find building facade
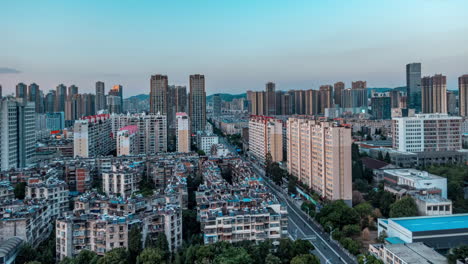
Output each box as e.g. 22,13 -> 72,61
248,116 -> 283,163
287,117 -> 352,204
189,74 -> 206,133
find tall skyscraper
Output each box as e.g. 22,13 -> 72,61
108,85 -> 123,114
189,74 -> 206,133
319,85 -> 333,114
45,90 -> 56,113
28,83 -> 43,113
0,84 -> 2,99
458,75 -> 468,117
287,117 -> 352,205
406,63 -> 422,112
175,86 -> 187,113
55,84 -> 67,112
352,80 -> 367,89
68,85 -> 79,98
390,90 -> 401,108
422,74 -> 447,114
446,91 -> 457,115
249,115 -> 283,163
265,82 -> 276,115
16,83 -> 28,100
176,112 -> 190,153
212,94 -> 222,116
305,89 -> 319,115
0,98 -> 36,170
150,75 -> 168,115
95,81 -> 106,111
247,91 -> 265,115
334,82 -> 344,107
371,97 -> 391,119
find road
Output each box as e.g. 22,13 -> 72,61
219,137 -> 357,264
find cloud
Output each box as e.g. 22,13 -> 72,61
0,67 -> 21,74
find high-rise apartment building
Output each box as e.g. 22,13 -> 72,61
45,90 -> 56,113
0,98 -> 36,170
458,75 -> 468,117
0,84 -> 2,99
212,94 -> 222,116
294,90 -> 306,115
116,125 -> 139,156
150,75 -> 168,115
247,91 -> 265,115
110,113 -> 167,154
446,91 -> 457,115
422,74 -> 447,114
28,83 -> 44,113
390,90 -> 401,108
305,89 -> 319,115
407,63 -> 422,112
176,112 -> 190,153
189,74 -> 206,133
287,117 -> 352,205
68,85 -> 79,98
73,114 -> 114,158
265,82 -> 276,115
352,80 -> 367,89
248,116 -> 283,163
371,97 -> 391,119
319,85 -> 333,114
16,83 -> 28,100
95,81 -> 106,111
108,85 -> 123,114
341,88 -> 368,108
175,86 -> 187,113
334,82 -> 345,107
392,113 -> 461,152
55,84 -> 67,112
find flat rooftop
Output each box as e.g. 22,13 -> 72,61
391,214 -> 468,232
383,168 -> 444,181
385,242 -> 446,264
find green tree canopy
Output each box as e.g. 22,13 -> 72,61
389,196 -> 418,218
448,245 -> 468,264
97,248 -> 128,264
14,182 -> 27,199
136,248 -> 165,264
128,226 -> 143,263
290,254 -> 320,264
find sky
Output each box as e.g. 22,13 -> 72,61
1,0 -> 468,97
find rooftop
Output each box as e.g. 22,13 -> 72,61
385,242 -> 446,264
390,213 -> 468,232
383,168 -> 444,181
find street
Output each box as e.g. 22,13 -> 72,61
219,137 -> 357,264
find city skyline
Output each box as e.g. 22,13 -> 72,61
2,0 -> 468,96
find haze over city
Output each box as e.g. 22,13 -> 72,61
2,0 -> 468,96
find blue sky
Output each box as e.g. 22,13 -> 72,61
1,0 -> 468,96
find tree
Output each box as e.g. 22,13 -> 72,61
182,209 -> 201,242
14,182 -> 27,199
136,248 -> 165,264
389,196 -> 418,218
270,162 -> 285,185
97,248 -> 128,264
448,245 -> 468,264
25,262 -> 42,264
293,239 -> 314,256
155,233 -> 169,260
358,254 -> 384,264
74,250 -> 99,264
290,254 -> 320,264
276,238 -> 295,263
288,174 -> 298,195
384,152 -> 391,163
377,151 -> 384,161
265,152 -> 273,176
301,201 -> 315,217
16,244 -> 39,264
128,226 -> 143,263
315,200 -> 360,231
340,237 -> 361,255
342,224 -> 361,237
197,150 -> 206,156
59,257 -> 75,264
213,247 -> 252,264
265,254 -> 281,264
